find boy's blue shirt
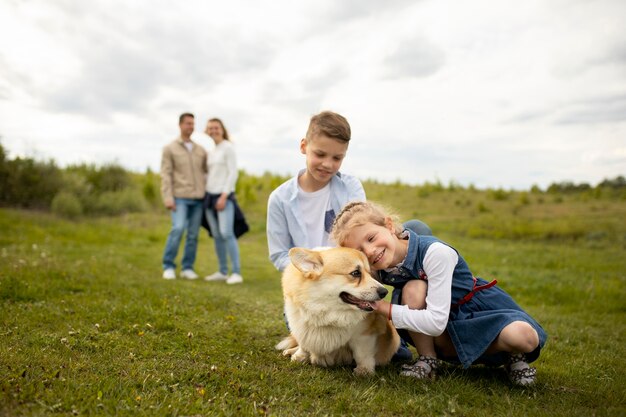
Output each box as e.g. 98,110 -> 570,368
266,169 -> 365,271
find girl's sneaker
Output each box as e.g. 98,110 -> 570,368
507,353 -> 537,386
400,355 -> 439,379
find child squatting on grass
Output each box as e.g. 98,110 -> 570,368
330,201 -> 547,386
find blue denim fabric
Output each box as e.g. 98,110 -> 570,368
381,231 -> 547,368
403,219 -> 433,236
162,198 -> 203,270
206,199 -> 241,275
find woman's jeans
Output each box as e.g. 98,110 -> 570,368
206,199 -> 241,275
162,198 -> 204,271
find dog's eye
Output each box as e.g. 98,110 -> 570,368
350,269 -> 361,278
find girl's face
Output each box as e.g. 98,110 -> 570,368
343,220 -> 406,270
205,121 -> 224,142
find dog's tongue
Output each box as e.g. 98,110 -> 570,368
357,300 -> 374,311
340,292 -> 375,311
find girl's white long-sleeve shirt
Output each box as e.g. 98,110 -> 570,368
206,140 -> 238,194
389,242 -> 458,336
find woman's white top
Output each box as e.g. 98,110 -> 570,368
206,140 -> 238,194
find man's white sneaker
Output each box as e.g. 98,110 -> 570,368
181,269 -> 199,280
204,272 -> 228,281
226,273 -> 243,285
162,268 -> 176,280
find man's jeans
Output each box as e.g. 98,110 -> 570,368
162,198 -> 203,271
206,199 -> 241,275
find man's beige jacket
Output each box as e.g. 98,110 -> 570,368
160,137 -> 208,204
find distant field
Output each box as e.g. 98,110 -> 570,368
1,181 -> 625,416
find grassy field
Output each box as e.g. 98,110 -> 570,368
1,182 -> 625,416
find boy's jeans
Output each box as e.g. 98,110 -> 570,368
162,198 -> 203,271
206,199 -> 241,275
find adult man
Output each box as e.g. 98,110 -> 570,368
160,113 -> 208,279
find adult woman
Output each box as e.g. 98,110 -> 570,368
203,118 -> 243,284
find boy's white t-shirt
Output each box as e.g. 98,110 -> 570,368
297,182 -> 333,248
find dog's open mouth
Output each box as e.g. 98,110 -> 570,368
340,292 -> 375,311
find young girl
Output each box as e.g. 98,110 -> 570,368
330,201 -> 547,386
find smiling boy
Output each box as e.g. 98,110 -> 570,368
266,111 -> 365,271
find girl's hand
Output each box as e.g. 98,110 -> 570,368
373,300 -> 391,319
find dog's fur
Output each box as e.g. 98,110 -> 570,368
275,247 -> 400,375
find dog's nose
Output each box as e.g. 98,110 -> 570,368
377,287 -> 388,299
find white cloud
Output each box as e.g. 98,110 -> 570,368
0,0 -> 624,190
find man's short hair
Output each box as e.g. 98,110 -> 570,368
306,111 -> 351,143
179,112 -> 194,124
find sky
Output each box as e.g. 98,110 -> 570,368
0,0 -> 625,190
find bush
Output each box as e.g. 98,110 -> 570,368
94,189 -> 148,215
487,188 -> 509,201
518,192 -> 530,205
141,168 -> 160,206
51,191 -> 83,218
0,150 -> 63,209
67,163 -> 131,193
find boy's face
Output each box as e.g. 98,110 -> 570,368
300,134 -> 348,186
342,221 -> 402,271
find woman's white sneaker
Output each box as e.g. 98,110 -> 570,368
226,273 -> 243,284
162,268 -> 176,280
204,272 -> 228,281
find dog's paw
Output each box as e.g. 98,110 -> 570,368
281,346 -> 299,357
290,347 -> 310,363
310,353 -> 332,367
353,365 -> 375,377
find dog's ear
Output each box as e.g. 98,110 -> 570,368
289,248 -> 323,277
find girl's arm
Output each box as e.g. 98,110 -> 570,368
384,242 -> 458,337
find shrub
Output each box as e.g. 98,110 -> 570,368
67,163 -> 131,193
518,192 -> 530,205
51,191 -> 83,218
487,188 -> 509,201
94,189 -> 148,215
477,202 -> 489,213
141,168 -> 160,207
0,156 -> 63,209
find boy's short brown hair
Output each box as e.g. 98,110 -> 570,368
305,111 -> 351,143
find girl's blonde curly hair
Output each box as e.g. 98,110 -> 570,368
330,201 -> 404,246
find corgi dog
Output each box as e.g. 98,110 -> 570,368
276,247 -> 400,376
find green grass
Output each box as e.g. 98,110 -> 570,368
1,183 -> 626,416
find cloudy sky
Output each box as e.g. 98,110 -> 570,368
1,0 -> 624,189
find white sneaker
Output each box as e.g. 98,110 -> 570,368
181,269 -> 199,280
204,271 -> 228,281
162,268 -> 176,280
226,273 -> 243,285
